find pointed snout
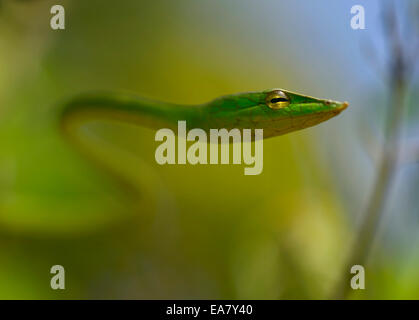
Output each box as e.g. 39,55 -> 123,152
340,101 -> 349,110
324,99 -> 349,114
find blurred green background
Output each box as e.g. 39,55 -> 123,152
0,0 -> 418,299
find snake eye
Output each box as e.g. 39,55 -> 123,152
266,90 -> 290,109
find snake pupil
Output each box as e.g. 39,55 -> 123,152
270,98 -> 288,103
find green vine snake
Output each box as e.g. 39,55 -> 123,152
61,88 -> 348,137
59,89 -> 348,190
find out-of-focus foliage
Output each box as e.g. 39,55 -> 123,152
0,0 -> 417,299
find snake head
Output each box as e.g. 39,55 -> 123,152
204,89 -> 348,138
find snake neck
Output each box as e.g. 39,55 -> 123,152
60,93 -> 205,132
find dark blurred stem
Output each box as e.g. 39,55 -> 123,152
334,79 -> 406,299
